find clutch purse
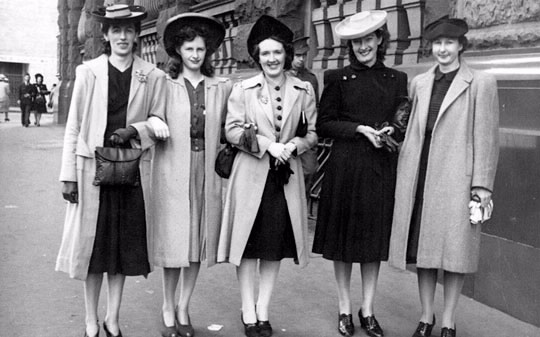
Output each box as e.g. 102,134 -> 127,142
93,146 -> 142,186
215,143 -> 238,179
295,110 -> 308,137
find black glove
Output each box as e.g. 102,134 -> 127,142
109,126 -> 138,146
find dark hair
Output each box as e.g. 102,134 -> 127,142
35,73 -> 43,80
251,36 -> 293,71
167,25 -> 215,79
100,22 -> 141,55
347,27 -> 390,65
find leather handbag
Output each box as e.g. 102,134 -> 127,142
215,143 -> 238,179
295,110 -> 308,137
93,146 -> 142,186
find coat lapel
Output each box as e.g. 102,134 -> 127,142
128,56 -> 151,108
281,74 -> 301,126
86,55 -> 109,111
415,66 -> 436,137
435,62 -> 473,128
257,76 -> 274,126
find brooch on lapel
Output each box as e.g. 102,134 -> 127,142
135,70 -> 147,83
259,95 -> 269,104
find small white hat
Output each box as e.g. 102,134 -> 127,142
335,10 -> 387,40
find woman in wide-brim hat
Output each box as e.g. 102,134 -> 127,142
56,4 -> 168,337
217,14 -> 317,337
312,10 -> 408,337
389,16 -> 499,337
149,12 -> 231,337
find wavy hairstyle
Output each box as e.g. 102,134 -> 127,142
167,25 -> 215,79
100,22 -> 141,55
250,36 -> 294,71
347,27 -> 390,66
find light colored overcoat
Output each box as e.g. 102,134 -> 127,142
56,55 -> 166,280
389,61 -> 499,273
217,73 -> 318,267
150,75 -> 232,268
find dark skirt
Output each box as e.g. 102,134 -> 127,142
88,181 -> 150,276
242,169 -> 297,261
312,140 -> 397,263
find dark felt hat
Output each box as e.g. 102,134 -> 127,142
293,36 -> 309,54
92,4 -> 147,25
163,13 -> 225,58
247,15 -> 293,59
424,15 -> 468,41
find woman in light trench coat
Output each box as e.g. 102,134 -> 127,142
56,5 -> 168,337
217,15 -> 317,337
388,16 -> 499,337
149,13 -> 232,337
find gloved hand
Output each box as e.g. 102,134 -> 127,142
62,181 -> 78,203
109,126 -> 138,146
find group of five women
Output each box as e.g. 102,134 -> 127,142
57,5 -> 499,337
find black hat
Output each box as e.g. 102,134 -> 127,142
247,15 -> 293,59
424,15 -> 468,41
163,13 -> 225,58
92,4 -> 147,25
293,36 -> 309,54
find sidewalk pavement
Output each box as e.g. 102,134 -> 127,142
0,113 -> 538,337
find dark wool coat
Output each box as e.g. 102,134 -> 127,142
388,62 -> 499,273
312,62 -> 408,263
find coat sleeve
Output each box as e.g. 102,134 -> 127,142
471,72 -> 500,192
130,69 -> 167,151
316,69 -> 361,139
226,82 -> 273,158
287,82 -> 318,155
59,65 -> 89,182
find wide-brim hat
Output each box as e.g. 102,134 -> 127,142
424,15 -> 468,41
92,4 -> 147,25
293,36 -> 309,54
247,15 -> 293,59
163,13 -> 226,59
335,10 -> 387,40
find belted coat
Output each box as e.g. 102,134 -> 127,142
150,75 -> 232,268
388,61 -> 499,273
56,54 -> 166,280
217,73 -> 318,267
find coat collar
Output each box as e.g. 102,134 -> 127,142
415,60 -> 473,134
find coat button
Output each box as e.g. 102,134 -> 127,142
275,86 -> 280,91
276,97 -> 282,102
277,106 -> 282,111
277,115 -> 282,121
275,126 -> 281,132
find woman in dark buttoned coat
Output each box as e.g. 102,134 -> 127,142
388,17 -> 499,337
312,10 -> 408,337
32,73 -> 49,126
217,15 -> 317,337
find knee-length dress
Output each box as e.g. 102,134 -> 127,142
312,61 -> 408,263
88,62 -> 150,276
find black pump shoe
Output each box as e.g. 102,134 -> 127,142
174,308 -> 194,337
103,322 -> 123,337
257,320 -> 273,337
440,326 -> 456,337
338,313 -> 354,336
412,315 -> 436,337
358,309 -> 384,337
241,313 -> 260,337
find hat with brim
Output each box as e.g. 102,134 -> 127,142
293,36 -> 309,54
163,13 -> 225,59
92,4 -> 147,25
424,15 -> 468,41
335,10 -> 387,40
247,15 -> 294,59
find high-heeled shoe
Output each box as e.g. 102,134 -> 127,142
103,322 -> 123,337
241,313 -> 260,337
358,309 -> 384,337
338,313 -> 354,336
412,315 -> 435,337
174,307 -> 194,337
257,320 -> 272,337
440,326 -> 456,337
161,312 -> 178,337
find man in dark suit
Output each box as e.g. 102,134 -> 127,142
18,73 -> 36,127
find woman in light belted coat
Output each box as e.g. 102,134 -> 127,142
149,13 -> 232,337
56,5 -> 168,337
388,17 -> 499,337
217,15 -> 317,337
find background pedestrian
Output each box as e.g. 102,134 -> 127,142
18,73 -> 35,127
33,73 -> 50,126
0,74 -> 10,122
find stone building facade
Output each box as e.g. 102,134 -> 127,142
56,0 -> 540,327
